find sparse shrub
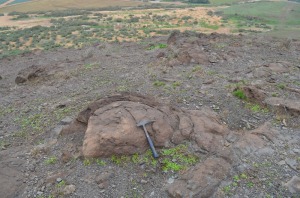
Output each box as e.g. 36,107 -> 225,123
96,159 -> 106,166
233,89 -> 247,100
153,80 -> 166,87
83,158 -> 91,166
276,83 -> 285,89
45,156 -> 57,164
115,18 -> 123,22
147,43 -> 167,50
182,16 -> 192,21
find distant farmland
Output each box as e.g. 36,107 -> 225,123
9,0 -> 32,5
0,0 -> 143,13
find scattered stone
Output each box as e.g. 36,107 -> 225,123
285,176 -> 300,194
59,117 -> 73,125
264,97 -> 300,116
63,184 -> 76,195
278,160 -> 286,166
27,164 -> 35,172
31,139 -> 57,155
15,65 -> 46,84
81,48 -> 94,60
203,79 -> 215,85
293,149 -> 300,153
61,150 -> 72,163
36,191 -> 43,196
140,179 -> 147,184
15,76 -> 27,84
253,66 -> 271,78
167,178 -> 175,184
157,52 -> 165,58
266,62 -> 289,73
234,122 -> 277,157
56,178 -> 62,183
167,157 -> 231,198
95,171 -> 114,189
285,158 -> 298,171
208,55 -> 218,63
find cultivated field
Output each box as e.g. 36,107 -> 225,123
0,0 -> 142,12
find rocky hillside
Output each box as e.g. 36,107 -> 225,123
0,32 -> 299,197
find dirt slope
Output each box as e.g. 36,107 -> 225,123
0,32 -> 300,197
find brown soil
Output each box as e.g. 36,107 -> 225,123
0,15 -> 51,28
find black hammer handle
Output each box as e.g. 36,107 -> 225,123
143,125 -> 159,158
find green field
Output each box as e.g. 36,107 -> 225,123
0,0 -> 142,12
209,0 -> 242,6
220,1 -> 300,38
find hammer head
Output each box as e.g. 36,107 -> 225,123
136,119 -> 154,127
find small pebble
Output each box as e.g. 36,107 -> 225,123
278,160 -> 286,166
140,179 -> 147,184
167,178 -> 174,184
293,148 -> 300,153
36,191 -> 43,195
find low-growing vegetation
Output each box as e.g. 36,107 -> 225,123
233,89 -> 247,100
0,5 -> 225,59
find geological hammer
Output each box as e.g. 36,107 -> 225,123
136,120 -> 159,158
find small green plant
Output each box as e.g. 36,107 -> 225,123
276,83 -> 285,90
233,175 -> 240,182
147,43 -> 167,50
160,144 -> 198,172
246,181 -> 254,188
223,185 -> 231,194
246,103 -> 269,113
192,65 -> 202,72
162,158 -> 183,171
172,81 -> 181,88
250,104 -> 260,112
56,180 -> 66,188
45,156 -> 57,165
83,158 -> 92,166
252,162 -> 259,168
84,63 -> 94,69
111,155 -> 129,165
116,85 -> 129,92
153,80 -> 166,87
96,159 -> 106,166
233,89 -> 247,100
131,153 -> 140,164
240,173 -> 248,179
206,70 -> 217,75
0,140 -> 8,150
143,150 -> 158,168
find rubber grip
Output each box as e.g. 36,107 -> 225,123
143,126 -> 159,158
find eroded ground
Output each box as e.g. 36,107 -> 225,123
0,32 -> 300,197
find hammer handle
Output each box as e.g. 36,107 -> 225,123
143,125 -> 159,158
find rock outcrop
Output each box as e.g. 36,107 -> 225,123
61,93 -> 281,197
